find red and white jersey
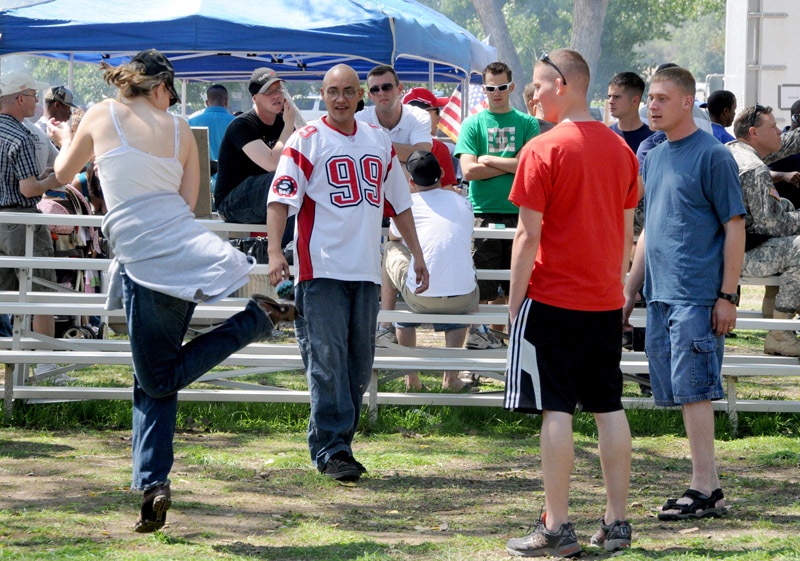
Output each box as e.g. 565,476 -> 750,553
269,117 -> 412,284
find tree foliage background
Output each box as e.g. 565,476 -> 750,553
418,0 -> 726,102
5,0 -> 726,109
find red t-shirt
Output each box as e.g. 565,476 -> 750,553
509,121 -> 639,311
431,138 -> 458,188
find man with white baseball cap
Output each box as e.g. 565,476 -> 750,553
0,71 -> 62,358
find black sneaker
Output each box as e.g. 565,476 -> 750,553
320,451 -> 361,482
589,517 -> 632,552
134,483 -> 171,533
506,516 -> 582,558
349,455 -> 367,474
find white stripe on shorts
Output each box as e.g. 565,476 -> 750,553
504,298 -> 542,411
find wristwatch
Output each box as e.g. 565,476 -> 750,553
718,291 -> 740,306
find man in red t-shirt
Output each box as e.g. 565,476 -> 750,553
503,49 -> 639,558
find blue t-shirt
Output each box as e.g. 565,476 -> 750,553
188,106 -> 235,162
711,122 -> 735,144
641,129 -> 745,305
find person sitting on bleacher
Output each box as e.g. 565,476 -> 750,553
383,150 -> 479,391
728,104 -> 800,356
214,69 -> 295,226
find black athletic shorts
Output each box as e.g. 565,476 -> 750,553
504,299 -> 624,415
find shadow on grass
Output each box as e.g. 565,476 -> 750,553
0,438 -> 74,458
213,540 -> 438,560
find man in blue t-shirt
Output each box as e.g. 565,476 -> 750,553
623,66 -> 745,523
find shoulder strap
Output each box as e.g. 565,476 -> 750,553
108,101 -> 128,146
172,114 -> 180,160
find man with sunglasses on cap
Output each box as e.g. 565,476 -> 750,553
455,61 -> 539,349
0,71 -> 61,358
215,67 -> 296,227
727,104 -> 800,356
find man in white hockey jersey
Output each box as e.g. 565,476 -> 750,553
267,64 -> 429,482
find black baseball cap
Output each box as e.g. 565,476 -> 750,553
130,49 -> 180,106
249,67 -> 283,96
406,150 -> 441,187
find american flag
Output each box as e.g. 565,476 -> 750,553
438,84 -> 489,142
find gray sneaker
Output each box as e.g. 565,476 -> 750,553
506,517 -> 582,558
466,327 -> 503,349
375,326 -> 398,346
590,517 -> 632,552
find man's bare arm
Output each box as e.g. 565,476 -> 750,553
393,141 -> 432,163
460,153 -> 507,181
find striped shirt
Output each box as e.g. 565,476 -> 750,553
0,113 -> 40,208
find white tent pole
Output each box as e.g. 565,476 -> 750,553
181,79 -> 187,117
68,53 -> 74,91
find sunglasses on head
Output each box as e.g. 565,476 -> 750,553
483,82 -> 512,93
539,52 -> 568,85
368,83 -> 395,95
749,104 -> 765,128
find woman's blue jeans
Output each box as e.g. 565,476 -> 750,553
295,278 -> 379,469
122,269 -> 272,490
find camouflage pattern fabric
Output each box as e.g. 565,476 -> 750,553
741,236 -> 800,312
728,128 -> 800,238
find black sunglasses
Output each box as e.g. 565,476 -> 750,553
749,103 -> 765,128
368,83 -> 395,95
539,52 -> 567,86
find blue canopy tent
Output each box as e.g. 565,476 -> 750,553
0,0 -> 496,84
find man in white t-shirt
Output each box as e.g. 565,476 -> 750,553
267,64 -> 429,483
384,150 -> 479,391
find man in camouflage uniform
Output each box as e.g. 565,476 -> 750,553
728,104 -> 800,355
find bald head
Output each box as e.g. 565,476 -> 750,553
321,64 -> 363,131
324,64 -> 360,88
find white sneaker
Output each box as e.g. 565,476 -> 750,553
466,327 -> 503,349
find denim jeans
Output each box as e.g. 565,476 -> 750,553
122,268 -> 273,490
295,278 -> 379,469
217,173 -> 273,224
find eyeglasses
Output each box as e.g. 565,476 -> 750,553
262,87 -> 284,98
18,92 -> 39,100
539,52 -> 568,86
483,82 -> 512,93
749,103 -> 765,128
368,83 -> 395,95
324,87 -> 359,100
